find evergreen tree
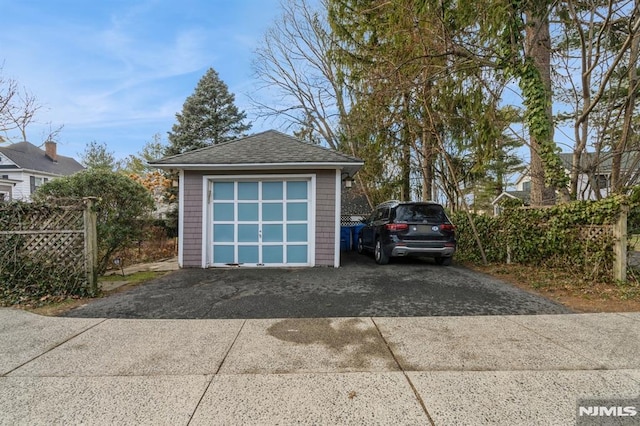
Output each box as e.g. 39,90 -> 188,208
79,141 -> 120,171
165,68 -> 251,156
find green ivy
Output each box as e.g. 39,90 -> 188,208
0,200 -> 96,306
452,195 -> 636,281
497,1 -> 569,191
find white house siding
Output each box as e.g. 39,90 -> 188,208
0,170 -> 56,201
0,184 -> 12,200
181,169 -> 337,268
575,173 -> 609,200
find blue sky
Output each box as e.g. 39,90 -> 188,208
1,0 -> 286,160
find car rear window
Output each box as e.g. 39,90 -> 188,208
395,204 -> 445,223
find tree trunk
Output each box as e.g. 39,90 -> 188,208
420,126 -> 436,201
525,8 -> 556,206
401,93 -> 412,201
612,18 -> 639,191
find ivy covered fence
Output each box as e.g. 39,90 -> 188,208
451,193 -> 639,282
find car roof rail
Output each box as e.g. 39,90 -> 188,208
377,199 -> 443,208
377,200 -> 402,208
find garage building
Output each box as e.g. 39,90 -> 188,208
151,130 -> 363,268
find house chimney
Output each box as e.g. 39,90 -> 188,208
45,141 -> 58,162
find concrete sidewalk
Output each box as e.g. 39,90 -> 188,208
0,309 -> 638,425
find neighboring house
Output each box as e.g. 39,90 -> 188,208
0,141 -> 85,201
150,130 -> 364,268
492,151 -> 639,214
559,152 -> 639,199
491,190 -> 531,216
0,177 -> 21,202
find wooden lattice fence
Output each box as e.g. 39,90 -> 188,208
569,209 -> 627,282
577,225 -> 613,243
0,198 -> 97,302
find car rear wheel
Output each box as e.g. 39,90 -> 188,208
435,256 -> 452,266
357,236 -> 365,254
374,238 -> 389,265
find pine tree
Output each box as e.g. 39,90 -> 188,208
165,68 -> 251,156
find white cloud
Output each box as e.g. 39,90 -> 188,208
2,0 -> 286,157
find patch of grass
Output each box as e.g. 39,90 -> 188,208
530,281 -> 552,289
100,271 -> 164,285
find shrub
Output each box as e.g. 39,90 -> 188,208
35,170 -> 154,274
452,195 -> 634,281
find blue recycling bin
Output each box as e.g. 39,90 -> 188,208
340,226 -> 352,251
352,224 -> 365,250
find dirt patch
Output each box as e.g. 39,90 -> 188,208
19,271 -> 170,316
468,263 -> 640,313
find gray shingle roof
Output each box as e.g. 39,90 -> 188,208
341,187 -> 371,215
558,152 -> 639,172
0,142 -> 84,176
150,130 -> 363,167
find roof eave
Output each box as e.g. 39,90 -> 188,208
491,192 -> 517,205
0,178 -> 22,185
151,161 -> 364,173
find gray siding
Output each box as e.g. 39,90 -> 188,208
182,171 -> 206,267
181,169 -> 337,268
314,170 -> 336,266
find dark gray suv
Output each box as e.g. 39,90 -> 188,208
357,200 -> 456,265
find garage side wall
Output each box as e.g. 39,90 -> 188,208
314,170 -> 336,266
181,169 -> 337,268
183,171 -> 205,267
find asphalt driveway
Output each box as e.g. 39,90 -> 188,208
63,252 -> 570,319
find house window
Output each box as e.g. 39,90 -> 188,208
522,181 -> 531,192
30,176 -> 48,194
594,174 -> 609,190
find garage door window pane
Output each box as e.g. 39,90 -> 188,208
213,224 -> 234,242
238,203 -> 258,221
262,203 -> 283,221
262,224 -> 283,242
213,245 -> 234,264
286,224 -> 307,242
286,202 -> 307,221
238,224 -> 259,242
238,182 -> 259,200
238,246 -> 259,263
213,203 -> 234,221
287,245 -> 307,263
287,181 -> 307,199
263,246 -> 283,263
213,182 -> 234,200
262,182 -> 283,200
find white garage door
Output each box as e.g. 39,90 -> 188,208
208,177 -> 314,267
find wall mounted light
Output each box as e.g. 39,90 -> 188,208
342,173 -> 354,188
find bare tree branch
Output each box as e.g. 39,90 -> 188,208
1,65 -> 43,142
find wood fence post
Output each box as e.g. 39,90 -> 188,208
84,198 -> 98,294
613,205 -> 628,283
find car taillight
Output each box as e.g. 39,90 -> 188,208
385,223 -> 409,231
440,224 -> 455,231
